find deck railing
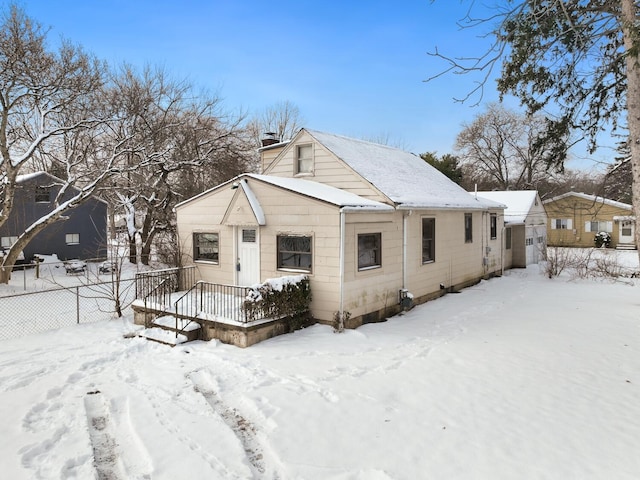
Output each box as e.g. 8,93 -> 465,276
136,268 -> 309,326
136,266 -> 197,310
174,281 -> 253,323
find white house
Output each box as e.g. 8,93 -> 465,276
474,190 -> 547,267
170,129 -> 505,344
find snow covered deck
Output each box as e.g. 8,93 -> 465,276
132,271 -> 313,347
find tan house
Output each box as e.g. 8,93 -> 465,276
173,129 -> 505,339
474,191 -> 547,267
543,192 -> 636,249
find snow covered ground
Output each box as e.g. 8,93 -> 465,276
1,251 -> 639,479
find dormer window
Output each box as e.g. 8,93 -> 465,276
35,186 -> 51,203
296,144 -> 313,174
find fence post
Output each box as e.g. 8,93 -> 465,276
76,286 -> 80,324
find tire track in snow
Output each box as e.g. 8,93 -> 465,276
189,369 -> 282,479
84,391 -> 125,480
18,344 -> 148,479
134,381 -> 242,479
84,391 -> 153,480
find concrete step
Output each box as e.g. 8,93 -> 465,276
138,315 -> 201,346
616,244 -> 637,251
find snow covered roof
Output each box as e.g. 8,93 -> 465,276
175,173 -> 394,211
16,171 -> 58,183
246,174 -> 393,210
474,191 -> 539,224
305,129 -> 498,210
543,192 -> 632,211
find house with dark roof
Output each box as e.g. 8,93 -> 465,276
167,129 -> 504,343
0,171 -> 108,262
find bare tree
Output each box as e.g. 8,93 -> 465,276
455,103 -> 565,190
428,0 -> 640,259
100,65 -> 253,265
0,4 -> 108,283
246,100 -> 305,147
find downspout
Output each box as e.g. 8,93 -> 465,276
501,224 -> 505,275
339,208 -> 346,318
403,211 -> 409,289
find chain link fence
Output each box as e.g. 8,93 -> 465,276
0,278 -> 137,340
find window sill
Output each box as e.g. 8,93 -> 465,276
278,267 -> 312,274
422,260 -> 435,265
294,172 -> 314,178
358,265 -> 381,272
195,259 -> 219,265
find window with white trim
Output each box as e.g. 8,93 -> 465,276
525,237 -> 534,246
1,236 -> 18,248
551,218 -> 572,230
65,233 -> 80,245
464,213 -> 473,243
296,144 -> 313,174
194,232 -> 219,263
422,218 -> 435,263
358,233 -> 381,270
490,213 -> 497,240
585,220 -> 613,233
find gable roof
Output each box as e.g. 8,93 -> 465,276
304,129 -> 498,210
475,191 -> 540,224
247,174 -> 393,210
543,191 -> 632,211
15,170 -> 108,205
175,173 -> 394,211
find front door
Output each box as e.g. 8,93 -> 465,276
237,227 -> 260,286
619,220 -> 635,245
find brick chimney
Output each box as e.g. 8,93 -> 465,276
260,132 -> 279,147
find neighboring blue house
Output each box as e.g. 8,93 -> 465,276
0,171 -> 108,262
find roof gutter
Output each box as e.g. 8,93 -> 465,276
395,204 -> 497,212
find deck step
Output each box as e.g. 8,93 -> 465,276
616,244 -> 637,251
137,327 -> 190,346
138,315 -> 202,346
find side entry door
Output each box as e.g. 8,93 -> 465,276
237,227 -> 260,286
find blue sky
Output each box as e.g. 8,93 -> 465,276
23,0 -> 612,170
